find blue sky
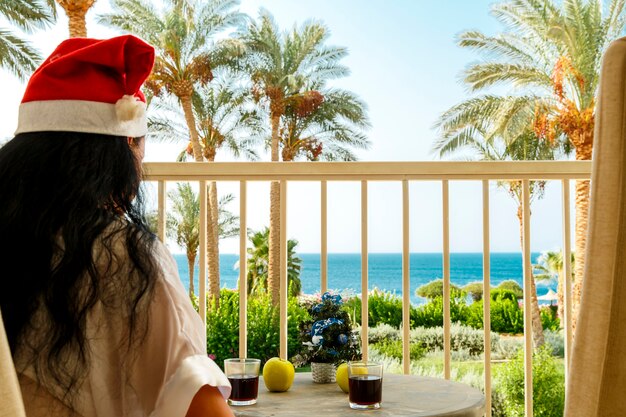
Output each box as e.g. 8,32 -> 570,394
0,1 -> 573,254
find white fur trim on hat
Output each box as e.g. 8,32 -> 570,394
115,94 -> 146,122
15,100 -> 148,137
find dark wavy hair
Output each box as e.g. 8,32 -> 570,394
0,132 -> 158,402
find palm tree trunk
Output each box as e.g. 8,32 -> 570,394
187,251 -> 196,298
207,180 -> 220,306
57,1 -> 93,38
67,9 -> 87,37
572,140 -> 592,331
179,94 -> 204,162
557,271 -> 564,324
267,113 -> 281,304
517,205 -> 544,348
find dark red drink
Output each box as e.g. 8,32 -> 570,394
349,375 -> 383,407
228,374 -> 259,404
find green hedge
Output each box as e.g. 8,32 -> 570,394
344,288 -> 537,335
205,289 -> 309,368
410,323 -> 499,356
371,339 -> 425,361
464,297 -> 524,334
203,286 -> 559,369
342,290 -> 404,328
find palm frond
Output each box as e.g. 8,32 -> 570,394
464,62 -> 553,91
458,30 -> 540,66
0,0 -> 55,32
98,0 -> 164,45
0,29 -> 40,80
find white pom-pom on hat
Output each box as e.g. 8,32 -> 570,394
115,94 -> 146,122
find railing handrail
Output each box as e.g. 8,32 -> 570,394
143,160 -> 592,181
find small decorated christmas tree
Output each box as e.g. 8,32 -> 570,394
296,292 -> 360,365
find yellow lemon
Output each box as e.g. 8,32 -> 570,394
336,363 -> 349,393
262,357 -> 295,392
350,365 -> 369,376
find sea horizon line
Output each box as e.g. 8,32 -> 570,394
172,251 -> 545,256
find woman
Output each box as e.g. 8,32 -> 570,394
0,35 -> 233,417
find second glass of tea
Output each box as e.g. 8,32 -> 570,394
348,361 -> 383,410
224,358 -> 261,406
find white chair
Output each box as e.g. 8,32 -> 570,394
0,311 -> 26,417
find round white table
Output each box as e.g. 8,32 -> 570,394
231,373 -> 485,417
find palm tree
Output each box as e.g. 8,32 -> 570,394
534,250 -> 576,323
246,228 -> 302,297
55,0 -> 94,37
167,183 -> 239,298
240,10 -> 360,303
101,0 -> 245,304
100,0 -> 245,162
279,87 -> 370,162
150,77 -> 262,302
433,0 -> 626,323
167,183 -> 199,298
0,0 -> 56,80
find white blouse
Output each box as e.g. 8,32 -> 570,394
16,235 -> 231,417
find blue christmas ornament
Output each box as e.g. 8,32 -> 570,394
337,333 -> 348,345
311,318 -> 344,338
321,292 -> 343,305
312,335 -> 324,346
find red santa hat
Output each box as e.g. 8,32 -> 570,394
15,35 -> 155,137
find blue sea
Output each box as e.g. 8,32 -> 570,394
172,252 -> 557,305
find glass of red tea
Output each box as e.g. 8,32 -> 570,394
224,358 -> 261,406
348,361 -> 383,410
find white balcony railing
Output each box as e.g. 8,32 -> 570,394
143,160 -> 592,417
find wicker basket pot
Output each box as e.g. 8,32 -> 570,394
311,362 -> 336,384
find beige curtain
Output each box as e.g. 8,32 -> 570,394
0,311 -> 25,417
565,37 -> 626,417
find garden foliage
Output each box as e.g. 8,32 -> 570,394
409,323 -> 499,357
416,279 -> 464,299
496,347 -> 565,417
342,288 -> 551,335
205,289 -> 309,368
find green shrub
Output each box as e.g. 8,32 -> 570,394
205,290 -> 240,366
543,330 -> 564,358
496,280 -> 523,299
341,295 -> 361,324
411,296 -> 469,328
416,279 -> 464,299
368,290 -> 404,327
464,281 -> 484,302
540,305 -> 560,331
463,297 -> 524,334
496,346 -> 565,417
491,289 -> 519,303
490,298 -> 524,334
205,289 -> 309,368
367,323 -> 401,344
463,299 -> 485,329
409,323 -> 499,357
342,291 -> 404,328
371,339 -> 425,361
492,337 -> 523,360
